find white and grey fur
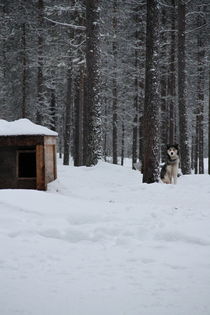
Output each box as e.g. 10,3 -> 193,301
160,144 -> 180,184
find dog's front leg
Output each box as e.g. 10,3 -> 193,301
172,169 -> 178,184
173,176 -> 177,184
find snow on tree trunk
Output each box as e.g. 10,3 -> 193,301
143,0 -> 160,184
177,0 -> 191,175
85,0 -> 102,166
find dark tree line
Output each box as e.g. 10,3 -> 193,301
0,0 -> 209,182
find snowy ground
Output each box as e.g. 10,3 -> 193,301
0,159 -> 210,315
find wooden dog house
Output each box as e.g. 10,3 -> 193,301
0,119 -> 57,190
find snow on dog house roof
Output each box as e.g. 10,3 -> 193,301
0,119 -> 57,136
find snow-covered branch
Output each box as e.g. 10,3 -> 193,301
186,23 -> 207,34
44,17 -> 86,31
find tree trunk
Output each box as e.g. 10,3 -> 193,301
2,3 -> 7,116
83,74 -> 88,165
78,66 -> 85,165
50,89 -> 56,131
177,0 -> 191,174
85,0 -> 102,166
168,0 -> 176,144
63,65 -> 72,165
196,7 -> 206,174
112,89 -> 118,164
103,99 -> 108,162
160,7 -> 168,162
21,22 -> 27,118
191,135 -> 195,171
194,116 -> 199,174
139,115 -> 144,172
74,66 -> 84,166
36,0 -> 44,125
112,0 -> 118,165
160,74 -> 168,162
121,111 -> 125,166
132,10 -> 140,169
132,104 -> 138,169
208,69 -> 210,175
143,0 -> 160,183
74,74 -> 80,166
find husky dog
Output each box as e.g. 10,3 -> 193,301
160,144 -> 180,184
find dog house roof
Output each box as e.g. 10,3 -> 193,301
0,119 -> 57,136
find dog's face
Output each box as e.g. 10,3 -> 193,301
167,144 -> 179,159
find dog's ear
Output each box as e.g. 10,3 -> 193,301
174,144 -> 179,150
166,144 -> 171,150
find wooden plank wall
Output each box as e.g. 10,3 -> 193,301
45,145 -> 56,184
36,145 -> 46,190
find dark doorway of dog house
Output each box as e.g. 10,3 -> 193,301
18,149 -> 36,178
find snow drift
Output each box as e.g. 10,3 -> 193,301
0,160 -> 210,315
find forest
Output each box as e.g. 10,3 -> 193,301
0,0 -> 209,183
1,2 -> 210,313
